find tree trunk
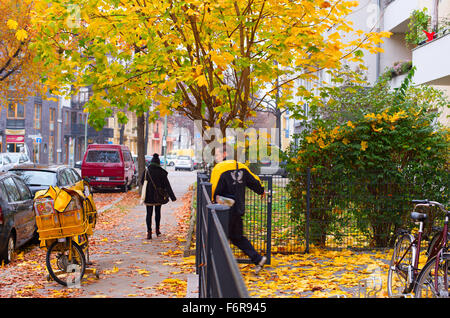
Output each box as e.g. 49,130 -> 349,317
119,123 -> 125,144
144,111 -> 149,155
137,113 -> 146,193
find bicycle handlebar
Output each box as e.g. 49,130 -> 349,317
412,199 -> 448,213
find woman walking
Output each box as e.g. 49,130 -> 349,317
140,153 -> 176,239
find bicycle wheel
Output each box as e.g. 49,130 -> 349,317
427,230 -> 449,258
46,239 -> 86,287
387,233 -> 415,297
414,255 -> 450,298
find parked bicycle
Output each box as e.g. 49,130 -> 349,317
34,181 -> 98,287
413,200 -> 449,298
387,200 -> 448,297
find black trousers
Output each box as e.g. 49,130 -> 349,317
146,205 -> 161,232
228,211 -> 262,265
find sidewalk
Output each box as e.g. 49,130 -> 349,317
74,172 -> 198,298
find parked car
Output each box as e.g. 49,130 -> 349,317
259,160 -> 288,177
175,156 -> 194,171
165,155 -> 176,166
10,165 -> 83,196
145,155 -> 152,166
0,153 -> 15,172
81,144 -> 135,192
132,155 -> 138,186
7,152 -> 33,166
0,172 -> 36,264
193,158 -> 205,170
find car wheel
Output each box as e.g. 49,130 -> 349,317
31,227 -> 40,244
0,233 -> 15,264
121,181 -> 129,193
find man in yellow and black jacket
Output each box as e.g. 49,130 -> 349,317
210,157 -> 267,273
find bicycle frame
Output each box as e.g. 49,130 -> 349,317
394,224 -> 424,290
431,213 -> 449,296
413,200 -> 449,297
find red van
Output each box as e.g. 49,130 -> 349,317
81,144 -> 135,192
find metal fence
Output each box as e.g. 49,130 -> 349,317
197,168 -> 449,257
196,174 -> 249,298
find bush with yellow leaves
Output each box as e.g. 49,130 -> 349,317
284,70 -> 449,248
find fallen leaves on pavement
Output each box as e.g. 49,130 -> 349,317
1,185 -> 417,299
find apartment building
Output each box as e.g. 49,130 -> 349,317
286,0 -> 449,140
108,111 -> 194,157
0,87 -> 113,165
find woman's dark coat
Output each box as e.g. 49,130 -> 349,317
140,164 -> 176,205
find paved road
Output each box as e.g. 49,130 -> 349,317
73,168 -> 197,297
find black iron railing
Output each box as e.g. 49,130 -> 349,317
196,173 -> 249,298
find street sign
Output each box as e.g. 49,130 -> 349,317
36,137 -> 42,143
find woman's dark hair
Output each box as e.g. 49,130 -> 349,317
151,153 -> 160,165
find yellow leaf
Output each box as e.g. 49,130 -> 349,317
7,19 -> 18,30
360,141 -> 368,151
15,29 -> 28,42
137,269 -> 150,275
196,75 -> 208,87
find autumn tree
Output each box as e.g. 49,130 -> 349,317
0,0 -> 43,101
32,0 -> 390,169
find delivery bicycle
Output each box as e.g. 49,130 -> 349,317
34,180 -> 98,287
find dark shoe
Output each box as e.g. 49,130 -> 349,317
147,232 -> 152,240
156,229 -> 161,237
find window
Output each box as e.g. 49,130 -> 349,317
0,182 -> 8,202
13,177 -> 32,201
49,135 -> 54,163
49,108 -> 55,131
1,155 -> 12,165
86,150 -> 120,163
33,142 -> 40,163
2,177 -> 21,202
10,170 -> 57,186
64,169 -> 77,185
7,102 -> 25,119
69,169 -> 81,182
34,103 -> 42,129
58,171 -> 69,187
65,110 -> 69,128
123,151 -> 132,162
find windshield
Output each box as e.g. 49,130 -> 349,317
12,170 -> 57,186
7,153 -> 21,163
86,150 -> 120,163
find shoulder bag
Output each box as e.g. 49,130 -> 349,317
148,173 -> 170,204
140,168 -> 148,205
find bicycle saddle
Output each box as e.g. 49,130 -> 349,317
411,211 -> 427,221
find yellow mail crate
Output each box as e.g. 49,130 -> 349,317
35,193 -> 88,240
36,213 -> 63,239
58,208 -> 88,237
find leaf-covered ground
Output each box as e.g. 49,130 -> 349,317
0,187 -> 415,298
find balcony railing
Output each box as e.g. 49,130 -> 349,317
384,0 -> 420,33
71,123 -> 114,138
6,118 -> 25,129
412,31 -> 450,85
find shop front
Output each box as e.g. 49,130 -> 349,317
5,130 -> 25,152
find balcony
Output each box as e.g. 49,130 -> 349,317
71,123 -> 114,138
6,118 -> 25,129
384,0 -> 421,33
412,32 -> 450,85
